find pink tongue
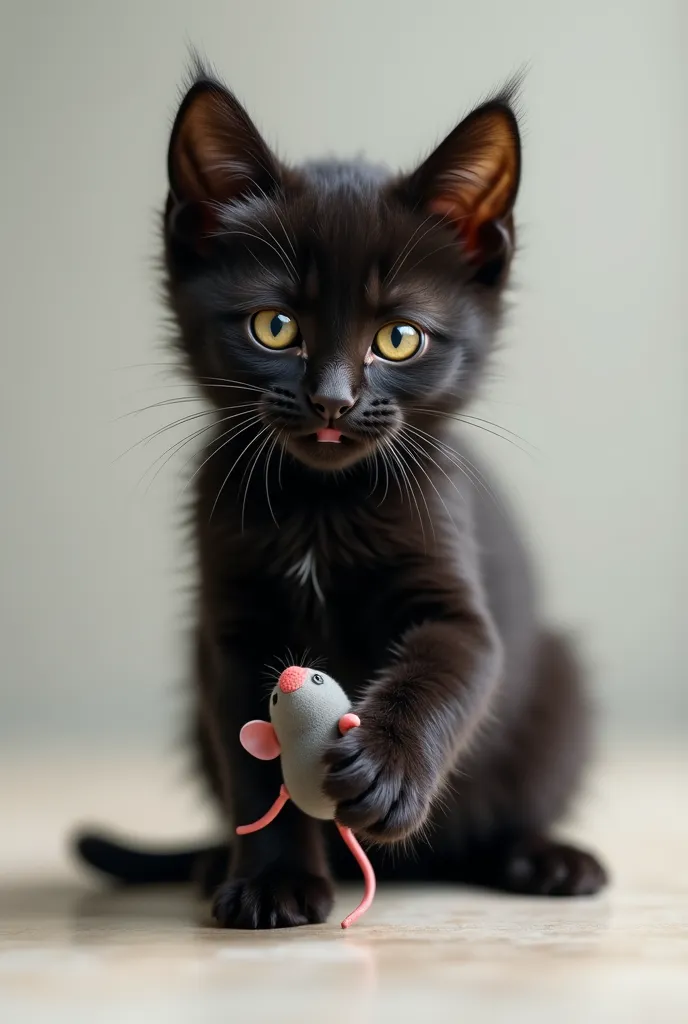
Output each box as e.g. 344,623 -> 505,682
316,428 -> 342,443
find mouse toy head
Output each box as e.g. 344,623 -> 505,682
240,666 -> 357,760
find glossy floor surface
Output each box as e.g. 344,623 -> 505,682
1,745 -> 687,1023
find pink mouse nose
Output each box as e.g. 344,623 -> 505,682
279,666 -> 308,693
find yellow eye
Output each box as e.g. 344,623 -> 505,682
373,323 -> 424,362
251,310 -> 300,350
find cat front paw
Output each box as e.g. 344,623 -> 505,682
212,865 -> 334,929
323,720 -> 434,841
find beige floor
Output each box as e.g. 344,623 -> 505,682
1,745 -> 687,1023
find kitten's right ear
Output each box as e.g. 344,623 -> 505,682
167,76 -> 281,244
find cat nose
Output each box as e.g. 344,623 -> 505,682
308,391 -> 357,421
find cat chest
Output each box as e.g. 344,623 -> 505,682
283,544 -> 370,612
285,546 -> 326,604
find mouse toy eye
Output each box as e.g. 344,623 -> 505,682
312,673 -> 324,685
251,310 -> 300,350
373,323 -> 425,362
271,692 -> 278,705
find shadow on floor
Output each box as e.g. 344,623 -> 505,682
0,878 -> 205,936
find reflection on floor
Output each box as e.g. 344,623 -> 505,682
1,745 -> 687,1023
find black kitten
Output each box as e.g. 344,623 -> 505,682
75,65 -> 607,927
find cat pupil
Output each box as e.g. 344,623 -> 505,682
271,314 -> 286,337
391,326 -> 402,348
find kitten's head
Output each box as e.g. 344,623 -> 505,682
164,69 -> 520,472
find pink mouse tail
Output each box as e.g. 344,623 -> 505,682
236,785 -> 290,835
336,823 -> 376,929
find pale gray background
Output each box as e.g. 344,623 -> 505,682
1,0 -> 685,748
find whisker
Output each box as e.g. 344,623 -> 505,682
210,421 -> 268,521
404,422 -> 505,515
184,414 -> 264,496
139,420 -> 220,491
238,179 -> 299,271
398,429 -> 461,537
385,212 -> 451,288
262,664 -> 283,690
263,430 -> 281,527
277,435 -> 287,489
244,244 -> 277,278
114,406 -> 250,462
402,241 -> 460,278
243,176 -> 299,260
208,228 -> 297,283
250,218 -> 297,279
307,653 -> 327,672
211,187 -> 285,281
112,362 -> 185,372
380,439 -> 405,506
378,444 -> 395,506
459,413 -> 538,451
394,433 -> 447,540
236,422 -> 271,497
119,396 -> 220,420
366,448 -> 380,498
405,422 -> 497,499
383,213 -> 435,287
273,653 -> 289,673
130,380 -> 271,397
195,377 -> 270,393
397,449 -> 426,544
171,413 -> 264,491
395,437 -> 437,541
372,449 -> 380,496
377,448 -> 391,506
241,427 -> 275,531
414,408 -> 535,458
386,437 -> 426,547
140,409 -> 259,491
405,422 -> 490,492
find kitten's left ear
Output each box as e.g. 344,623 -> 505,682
403,91 -> 521,284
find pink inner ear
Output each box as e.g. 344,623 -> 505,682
240,720 -> 281,760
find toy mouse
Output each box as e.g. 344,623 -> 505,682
238,665 -> 375,929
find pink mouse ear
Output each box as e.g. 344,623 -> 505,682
240,720 -> 281,760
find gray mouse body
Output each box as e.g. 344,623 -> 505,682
269,667 -> 352,819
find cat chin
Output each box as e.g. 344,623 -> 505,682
287,433 -> 377,472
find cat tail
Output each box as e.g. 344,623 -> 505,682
72,830 -> 229,893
